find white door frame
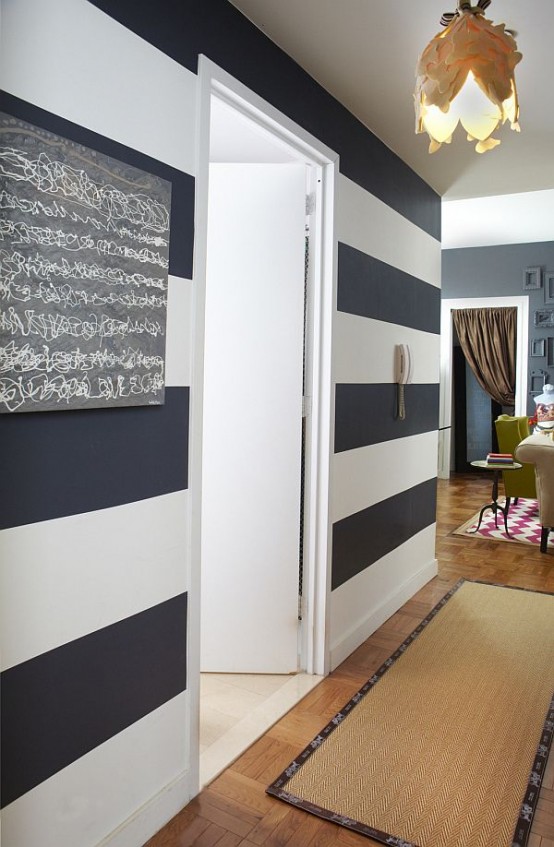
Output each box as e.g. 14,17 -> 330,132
189,56 -> 338,745
438,296 -> 529,478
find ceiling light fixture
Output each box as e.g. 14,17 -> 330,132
415,0 -> 522,153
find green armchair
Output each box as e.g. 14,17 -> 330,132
494,415 -> 537,500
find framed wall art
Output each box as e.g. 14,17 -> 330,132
548,338 -> 554,368
530,338 -> 546,357
534,309 -> 554,329
0,112 -> 171,414
544,271 -> 554,305
523,266 -> 542,290
530,370 -> 549,395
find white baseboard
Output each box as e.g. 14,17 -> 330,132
96,768 -> 197,847
330,558 -> 438,670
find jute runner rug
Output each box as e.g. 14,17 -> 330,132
267,580 -> 554,847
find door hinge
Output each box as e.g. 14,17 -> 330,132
305,192 -> 316,215
302,395 -> 312,417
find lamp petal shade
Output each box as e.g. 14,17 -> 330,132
415,6 -> 522,153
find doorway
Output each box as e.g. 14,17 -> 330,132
439,296 -> 529,477
191,58 -> 337,787
201,141 -> 307,676
452,341 -> 503,471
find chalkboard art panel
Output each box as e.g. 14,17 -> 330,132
0,112 -> 171,413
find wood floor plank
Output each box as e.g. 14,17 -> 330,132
214,834 -> 243,847
188,791 -> 259,838
260,807 -> 305,845
544,755 -> 554,790
244,802 -> 296,845
191,822 -> 230,847
145,474 -> 554,846
144,813 -> 211,846
208,771 -> 273,817
266,712 -> 333,750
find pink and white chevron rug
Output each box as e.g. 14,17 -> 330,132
453,497 -> 554,549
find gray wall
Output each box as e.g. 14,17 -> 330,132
443,241 -> 554,414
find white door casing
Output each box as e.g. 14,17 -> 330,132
191,54 -> 338,677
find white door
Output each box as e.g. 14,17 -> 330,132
200,163 -> 306,673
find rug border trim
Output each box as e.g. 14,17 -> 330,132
266,579 -> 554,847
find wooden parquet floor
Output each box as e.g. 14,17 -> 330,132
145,474 -> 554,847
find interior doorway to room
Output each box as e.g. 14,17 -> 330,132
194,61 -> 336,786
201,101 -> 308,678
439,296 -> 529,478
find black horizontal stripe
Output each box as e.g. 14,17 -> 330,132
0,91 -> 194,279
1,592 -> 187,808
0,386 -> 189,529
86,0 -> 440,240
337,242 -> 441,334
332,479 -> 437,590
335,383 -> 439,453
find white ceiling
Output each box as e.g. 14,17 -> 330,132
229,0 -> 554,203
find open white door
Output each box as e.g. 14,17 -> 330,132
200,162 -> 306,673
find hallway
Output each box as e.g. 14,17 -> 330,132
147,473 -> 554,846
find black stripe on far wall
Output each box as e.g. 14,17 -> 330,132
335,383 -> 439,454
0,386 -> 189,530
337,243 -> 441,334
1,593 -> 187,808
332,479 -> 437,590
0,91 -> 195,279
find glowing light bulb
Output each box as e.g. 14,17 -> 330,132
415,5 -> 521,153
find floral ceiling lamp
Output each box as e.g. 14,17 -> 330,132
415,0 -> 522,153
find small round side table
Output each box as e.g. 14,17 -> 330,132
470,460 -> 522,537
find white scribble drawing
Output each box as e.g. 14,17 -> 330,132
0,218 -> 168,268
0,146 -> 169,232
1,307 -> 165,342
0,114 -> 172,412
0,371 -> 165,412
1,341 -> 164,375
3,277 -> 167,310
0,250 -> 167,289
1,189 -> 169,248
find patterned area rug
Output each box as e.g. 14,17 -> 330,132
452,497 -> 553,549
267,580 -> 554,847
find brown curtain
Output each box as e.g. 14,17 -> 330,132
452,307 -> 517,406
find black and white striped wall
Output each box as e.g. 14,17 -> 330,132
0,1 -> 441,845
1,3 -> 195,845
331,178 -> 441,668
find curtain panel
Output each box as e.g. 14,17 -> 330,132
452,307 -> 517,406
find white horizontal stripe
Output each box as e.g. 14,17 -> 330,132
337,174 -> 441,288
0,0 -> 196,175
330,526 -> 437,670
0,491 -> 190,671
165,276 -> 193,387
1,692 -> 191,847
332,431 -> 439,522
333,312 -> 440,385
